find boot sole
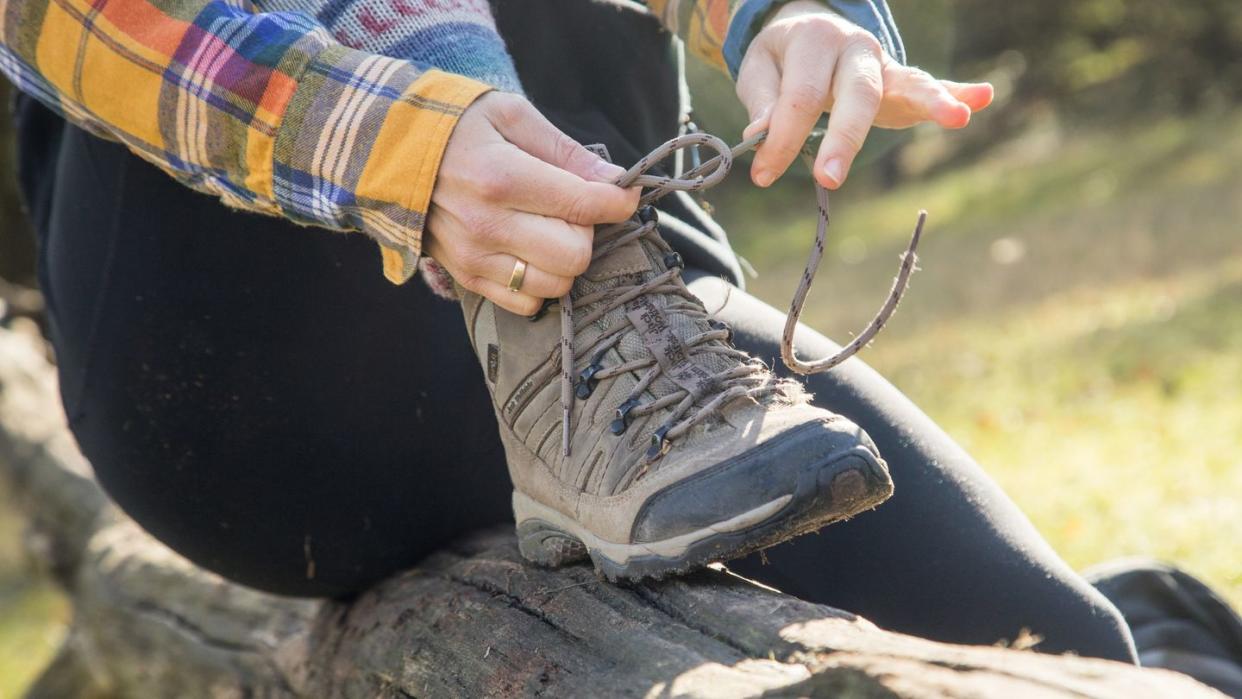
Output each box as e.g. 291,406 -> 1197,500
513,448 -> 892,582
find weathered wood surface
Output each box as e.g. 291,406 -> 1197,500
0,321 -> 1223,698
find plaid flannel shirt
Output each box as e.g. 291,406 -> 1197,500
0,0 -> 495,282
0,0 -> 898,284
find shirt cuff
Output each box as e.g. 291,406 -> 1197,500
272,42 -> 491,284
722,0 -> 907,80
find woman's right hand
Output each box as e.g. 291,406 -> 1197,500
426,93 -> 641,315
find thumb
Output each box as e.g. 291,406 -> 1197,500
485,94 -> 625,183
736,49 -> 780,139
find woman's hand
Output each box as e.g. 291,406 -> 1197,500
426,93 -> 640,315
737,0 -> 995,190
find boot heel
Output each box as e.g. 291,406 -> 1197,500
516,518 -> 588,567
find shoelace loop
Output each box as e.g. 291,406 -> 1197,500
556,130 -> 925,461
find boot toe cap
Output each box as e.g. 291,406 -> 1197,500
630,416 -> 891,544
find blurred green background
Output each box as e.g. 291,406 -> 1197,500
2,0 -> 1241,694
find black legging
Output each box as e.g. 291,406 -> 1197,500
22,116 -> 1137,663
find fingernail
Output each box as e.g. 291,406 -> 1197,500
823,158 -> 845,186
592,159 -> 626,182
754,169 -> 775,187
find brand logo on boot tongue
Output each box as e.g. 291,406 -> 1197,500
631,298 -> 669,335
625,296 -> 716,400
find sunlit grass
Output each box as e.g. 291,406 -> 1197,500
724,108 -> 1242,272
725,109 -> 1242,606
867,259 -> 1242,607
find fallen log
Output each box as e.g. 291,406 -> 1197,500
0,322 -> 1222,698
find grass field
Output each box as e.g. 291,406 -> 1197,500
720,107 -> 1242,608
1,108 -> 1239,696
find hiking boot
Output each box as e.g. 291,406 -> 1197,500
457,141 -> 894,581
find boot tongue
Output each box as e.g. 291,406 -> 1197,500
582,241 -> 652,282
583,143 -> 653,283
572,144 -> 737,407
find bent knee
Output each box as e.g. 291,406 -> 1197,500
1036,587 -> 1138,663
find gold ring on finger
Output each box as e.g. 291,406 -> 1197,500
507,258 -> 528,293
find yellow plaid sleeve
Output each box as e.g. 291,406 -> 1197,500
646,0 -> 736,72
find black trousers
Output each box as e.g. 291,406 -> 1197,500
16,119 -> 1135,663
13,1 -> 1137,663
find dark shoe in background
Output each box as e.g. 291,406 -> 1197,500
1086,558 -> 1242,697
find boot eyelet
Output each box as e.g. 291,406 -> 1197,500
610,399 -> 639,435
576,349 -> 611,400
663,252 -> 684,270
576,364 -> 602,399
645,425 -> 672,463
708,318 -> 734,344
638,205 -> 659,225
528,298 -> 557,322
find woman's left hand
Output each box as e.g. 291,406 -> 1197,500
736,0 -> 995,190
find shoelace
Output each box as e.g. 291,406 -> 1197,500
557,130 -> 926,462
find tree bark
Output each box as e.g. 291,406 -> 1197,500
0,323 -> 1222,698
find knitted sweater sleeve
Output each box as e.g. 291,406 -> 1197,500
255,0 -> 522,94
643,0 -> 906,77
